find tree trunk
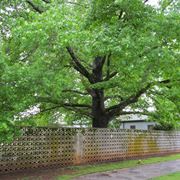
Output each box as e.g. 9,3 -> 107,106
91,92 -> 110,128
91,56 -> 112,128
92,115 -> 110,128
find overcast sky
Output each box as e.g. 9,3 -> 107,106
148,0 -> 159,6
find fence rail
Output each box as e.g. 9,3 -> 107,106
0,127 -> 180,174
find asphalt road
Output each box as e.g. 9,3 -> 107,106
74,159 -> 180,180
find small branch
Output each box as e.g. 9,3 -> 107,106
40,105 -> 60,113
159,79 -> 171,84
42,0 -> 51,3
138,41 -> 168,60
161,0 -> 174,12
64,64 -> 72,68
106,53 -> 111,79
139,45 -> 159,58
19,45 -> 39,62
104,71 -> 117,81
140,63 -> 154,85
62,89 -> 89,96
0,82 -> 16,87
118,10 -> 123,19
35,96 -> 60,104
121,111 -> 150,116
66,1 -> 88,8
104,95 -> 124,101
100,55 -> 106,70
63,103 -> 91,108
144,0 -> 149,4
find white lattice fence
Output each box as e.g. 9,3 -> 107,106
0,127 -> 180,174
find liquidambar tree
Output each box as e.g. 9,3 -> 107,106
0,0 -> 180,128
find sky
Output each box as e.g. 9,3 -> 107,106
148,0 -> 159,6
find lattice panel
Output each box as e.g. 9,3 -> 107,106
0,127 -> 180,174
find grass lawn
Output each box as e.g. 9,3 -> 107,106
58,154 -> 180,180
151,172 -> 180,180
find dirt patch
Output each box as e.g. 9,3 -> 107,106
0,167 -> 75,180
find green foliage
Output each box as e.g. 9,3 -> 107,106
153,123 -> 176,131
0,0 -> 179,139
152,172 -> 180,180
0,119 -> 20,142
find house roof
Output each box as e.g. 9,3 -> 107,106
121,119 -> 147,123
120,114 -> 148,123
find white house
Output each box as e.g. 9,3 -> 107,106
120,114 -> 157,130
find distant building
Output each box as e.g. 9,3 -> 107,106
120,114 -> 156,130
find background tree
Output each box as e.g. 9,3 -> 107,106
0,0 -> 179,129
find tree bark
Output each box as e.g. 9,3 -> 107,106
92,91 -> 110,128
92,114 -> 110,128
91,56 -> 110,128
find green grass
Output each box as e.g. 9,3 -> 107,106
151,172 -> 180,180
58,154 -> 180,180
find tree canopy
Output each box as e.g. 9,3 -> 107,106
0,0 -> 180,137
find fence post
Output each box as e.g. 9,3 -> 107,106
73,132 -> 84,164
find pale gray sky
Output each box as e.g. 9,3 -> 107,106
148,0 -> 159,6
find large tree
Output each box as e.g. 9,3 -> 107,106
0,0 -> 180,129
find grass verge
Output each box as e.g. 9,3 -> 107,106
58,154 -> 180,180
151,172 -> 180,180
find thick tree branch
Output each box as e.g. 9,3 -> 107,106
92,56 -> 106,73
107,83 -> 151,114
104,53 -> 118,81
107,78 -> 174,117
66,47 -> 94,83
26,0 -> 44,14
